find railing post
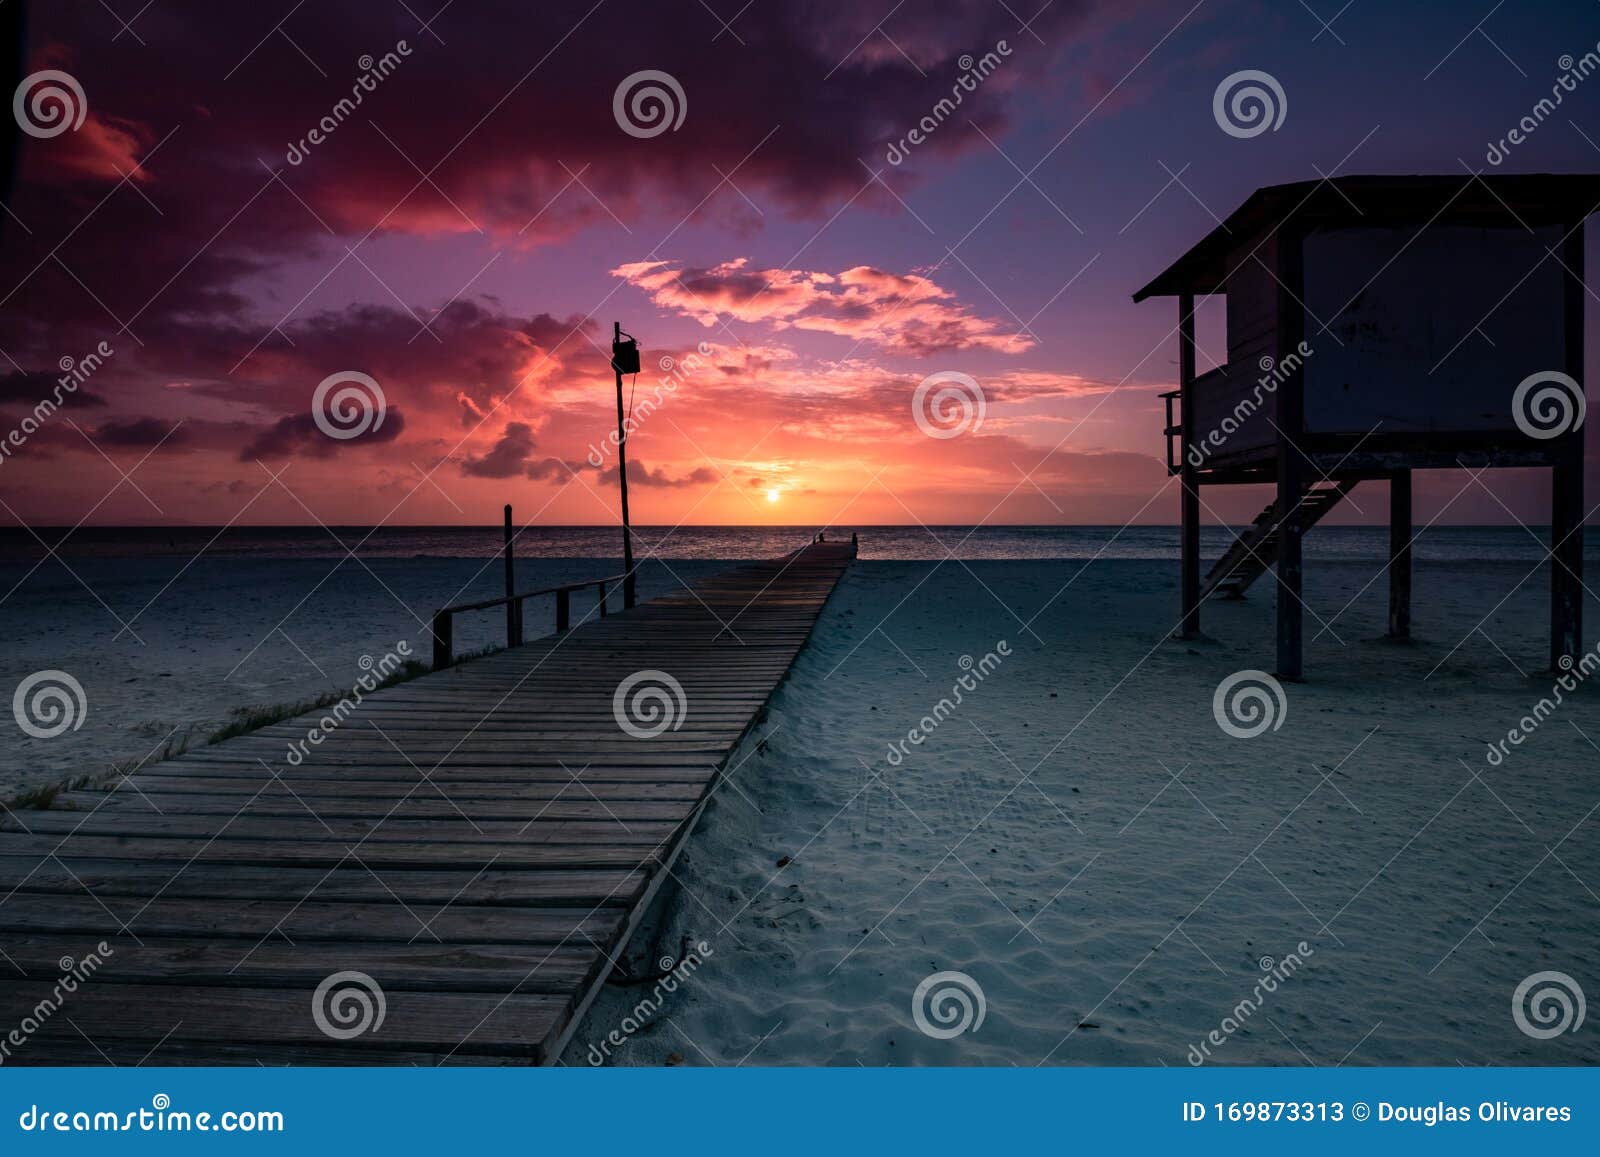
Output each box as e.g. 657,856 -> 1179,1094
431,610 -> 453,670
555,587 -> 570,632
504,504 -> 521,648
597,582 -> 607,618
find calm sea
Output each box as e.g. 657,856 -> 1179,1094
1,525 -> 1594,562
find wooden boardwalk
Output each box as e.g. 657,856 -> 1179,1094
0,540 -> 857,1065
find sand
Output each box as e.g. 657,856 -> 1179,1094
0,554 -> 726,798
6,547 -> 1596,1066
567,557 -> 1600,1066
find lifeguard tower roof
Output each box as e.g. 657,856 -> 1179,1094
1132,173 -> 1600,302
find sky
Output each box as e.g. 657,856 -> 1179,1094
1,0 -> 1599,528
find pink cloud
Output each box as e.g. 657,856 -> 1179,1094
613,259 -> 1034,355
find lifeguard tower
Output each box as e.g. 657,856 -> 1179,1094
1134,175 -> 1594,678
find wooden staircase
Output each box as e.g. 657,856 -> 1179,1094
1202,480 -> 1358,600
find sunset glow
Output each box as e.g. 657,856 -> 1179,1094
0,4 -> 1594,530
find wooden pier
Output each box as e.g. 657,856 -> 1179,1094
0,539 -> 857,1065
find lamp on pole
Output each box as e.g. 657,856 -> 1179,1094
611,322 -> 639,609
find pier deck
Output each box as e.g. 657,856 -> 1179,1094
0,540 -> 857,1065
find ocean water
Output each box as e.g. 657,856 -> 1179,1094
0,523 -> 1595,563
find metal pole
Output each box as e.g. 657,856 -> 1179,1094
614,321 -> 637,609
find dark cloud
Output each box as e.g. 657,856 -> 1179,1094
176,300 -> 593,412
240,408 -> 405,461
599,461 -> 718,488
526,456 -> 584,482
461,420 -> 536,479
91,417 -> 188,448
459,421 -> 594,483
0,370 -> 109,408
0,3 -> 1084,370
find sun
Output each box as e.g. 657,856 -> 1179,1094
765,488 -> 781,503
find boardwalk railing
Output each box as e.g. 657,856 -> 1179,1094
431,529 -> 858,670
431,573 -> 627,669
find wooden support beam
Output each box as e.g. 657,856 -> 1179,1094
1388,470 -> 1412,639
1552,224 -> 1586,670
555,588 -> 571,633
1178,291 -> 1201,639
1275,232 -> 1306,680
1276,462 -> 1304,679
1552,457 -> 1583,668
431,610 -> 453,671
504,504 -> 521,648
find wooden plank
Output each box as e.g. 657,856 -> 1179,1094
56,791 -> 697,822
0,859 -> 646,906
0,1038 -> 476,1067
0,984 -> 567,1061
107,776 -> 707,800
1,934 -> 599,993
0,539 -> 856,1065
4,811 -> 683,845
0,833 -> 667,869
161,750 -> 733,768
0,893 -> 623,944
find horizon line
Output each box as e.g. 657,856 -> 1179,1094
0,521 -> 1588,531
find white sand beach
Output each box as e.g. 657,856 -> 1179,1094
568,556 -> 1600,1067
5,544 -> 1597,1067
